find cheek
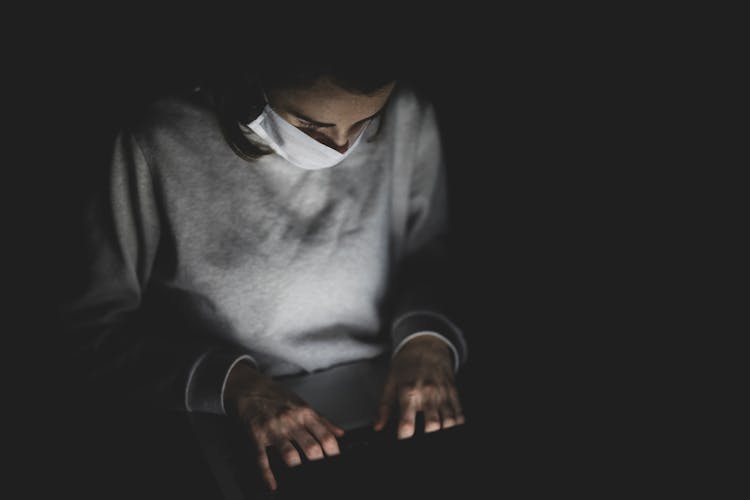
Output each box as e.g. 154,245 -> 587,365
299,123 -> 366,148
350,123 -> 367,137
300,129 -> 343,151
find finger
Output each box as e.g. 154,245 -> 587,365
439,404 -> 457,429
374,401 -> 393,432
305,418 -> 341,457
374,381 -> 395,431
291,429 -> 324,461
449,388 -> 466,425
256,448 -> 277,492
276,439 -> 302,468
398,390 -> 419,439
319,415 -> 346,437
424,407 -> 441,433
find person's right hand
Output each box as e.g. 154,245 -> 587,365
223,361 -> 345,491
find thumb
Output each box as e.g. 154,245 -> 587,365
321,416 -> 346,437
373,384 -> 394,431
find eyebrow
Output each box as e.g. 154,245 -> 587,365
289,108 -> 383,128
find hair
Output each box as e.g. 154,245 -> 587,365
201,50 -> 402,162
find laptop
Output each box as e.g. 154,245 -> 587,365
189,354 -> 395,499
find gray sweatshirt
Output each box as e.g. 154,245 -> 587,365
59,84 -> 468,416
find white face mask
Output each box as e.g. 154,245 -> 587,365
247,103 -> 371,170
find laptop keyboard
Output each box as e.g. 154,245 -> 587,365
230,415 -> 421,498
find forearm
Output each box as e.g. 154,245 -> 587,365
67,312 -> 257,415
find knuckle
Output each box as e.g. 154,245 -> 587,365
298,406 -> 317,420
279,412 -> 301,428
268,429 -> 289,444
279,407 -> 298,420
421,381 -> 439,393
249,422 -> 265,438
401,382 -> 417,393
267,421 -> 288,438
401,386 -> 419,399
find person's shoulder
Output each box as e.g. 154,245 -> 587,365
122,86 -> 219,144
389,83 -> 435,115
386,83 -> 438,129
382,84 -> 441,144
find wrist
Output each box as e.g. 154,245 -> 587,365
223,361 -> 263,414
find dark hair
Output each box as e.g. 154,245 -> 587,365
202,52 -> 400,162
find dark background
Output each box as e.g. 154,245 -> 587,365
10,8 -> 671,498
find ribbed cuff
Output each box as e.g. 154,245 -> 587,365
390,310 -> 468,371
185,349 -> 257,415
392,331 -> 461,373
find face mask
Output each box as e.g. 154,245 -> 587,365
247,102 -> 371,170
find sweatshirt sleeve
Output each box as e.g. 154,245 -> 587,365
56,129 -> 256,415
389,101 -> 469,372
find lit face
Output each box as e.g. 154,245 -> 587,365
266,77 -> 396,153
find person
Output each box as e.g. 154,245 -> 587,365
58,47 -> 469,492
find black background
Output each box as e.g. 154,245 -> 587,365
9,7 -> 674,498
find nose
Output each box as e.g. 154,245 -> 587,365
326,128 -> 350,153
305,127 -> 355,153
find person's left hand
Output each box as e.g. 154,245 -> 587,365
374,335 -> 465,439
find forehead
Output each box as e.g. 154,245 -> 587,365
271,77 -> 395,123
